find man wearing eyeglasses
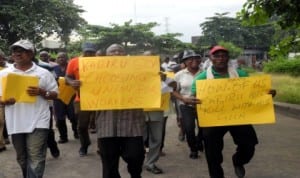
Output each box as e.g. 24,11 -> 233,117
0,39 -> 58,178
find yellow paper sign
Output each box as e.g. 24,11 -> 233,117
196,75 -> 275,127
1,73 -> 38,102
79,56 -> 161,110
144,93 -> 170,111
58,77 -> 76,105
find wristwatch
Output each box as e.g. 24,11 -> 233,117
45,91 -> 51,97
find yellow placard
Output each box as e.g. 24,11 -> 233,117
1,73 -> 38,102
79,56 -> 161,110
196,75 -> 275,127
144,93 -> 170,111
58,77 -> 76,105
164,71 -> 175,78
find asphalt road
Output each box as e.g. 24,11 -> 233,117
0,111 -> 300,178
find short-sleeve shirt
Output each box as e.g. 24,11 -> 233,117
65,57 -> 80,101
191,67 -> 248,95
174,68 -> 202,105
95,109 -> 145,138
0,63 -> 58,134
66,57 -> 79,80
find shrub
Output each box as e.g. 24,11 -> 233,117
263,57 -> 300,76
242,67 -> 257,74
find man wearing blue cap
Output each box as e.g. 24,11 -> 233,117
65,42 -> 97,156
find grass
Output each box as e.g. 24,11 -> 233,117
270,74 -> 300,104
248,72 -> 300,104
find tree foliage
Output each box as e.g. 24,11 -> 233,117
198,13 -> 275,49
238,0 -> 300,58
218,41 -> 242,59
77,21 -> 188,55
0,0 -> 86,49
199,13 -> 244,46
238,0 -> 300,29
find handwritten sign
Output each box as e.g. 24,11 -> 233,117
1,73 -> 38,102
58,77 -> 76,105
196,75 -> 275,127
144,93 -> 170,111
79,56 -> 161,110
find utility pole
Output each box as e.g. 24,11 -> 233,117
164,17 -> 170,33
134,0 -> 137,24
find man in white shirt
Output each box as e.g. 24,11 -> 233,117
0,40 -> 58,178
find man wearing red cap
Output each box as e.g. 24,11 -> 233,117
190,45 -> 276,178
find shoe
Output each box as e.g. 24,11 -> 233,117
197,143 -> 204,152
146,165 -> 163,174
160,151 -> 166,156
189,151 -> 198,159
50,148 -> 60,158
234,165 -> 245,178
90,129 -> 96,134
58,139 -> 68,144
4,138 -> 10,145
0,147 -> 6,152
178,132 -> 185,142
74,133 -> 79,139
79,147 -> 88,157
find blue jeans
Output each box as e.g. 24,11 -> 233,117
12,128 -> 49,178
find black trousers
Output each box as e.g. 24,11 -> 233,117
74,102 -> 94,148
203,125 -> 258,178
47,107 -> 59,154
3,120 -> 8,139
180,104 -> 203,152
54,99 -> 78,140
98,137 -> 145,178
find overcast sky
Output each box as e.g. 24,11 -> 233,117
73,0 -> 247,42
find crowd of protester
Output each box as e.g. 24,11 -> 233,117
0,40 -> 276,178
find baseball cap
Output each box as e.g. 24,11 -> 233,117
10,40 -> 35,52
209,45 -> 228,55
82,42 -> 96,52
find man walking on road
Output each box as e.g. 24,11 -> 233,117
96,44 -> 145,178
191,45 -> 276,178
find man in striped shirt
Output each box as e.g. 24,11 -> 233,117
95,44 -> 145,178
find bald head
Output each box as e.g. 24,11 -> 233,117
106,44 -> 125,56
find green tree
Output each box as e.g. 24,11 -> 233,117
238,0 -> 300,29
199,13 -> 244,47
0,0 -> 85,49
77,21 -> 158,54
218,41 -> 242,59
152,33 -> 188,54
198,12 -> 275,49
238,0 -> 300,58
76,21 -> 187,55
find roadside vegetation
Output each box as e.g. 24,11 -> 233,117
261,57 -> 300,104
271,74 -> 300,104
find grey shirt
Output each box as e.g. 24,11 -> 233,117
96,109 -> 145,138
